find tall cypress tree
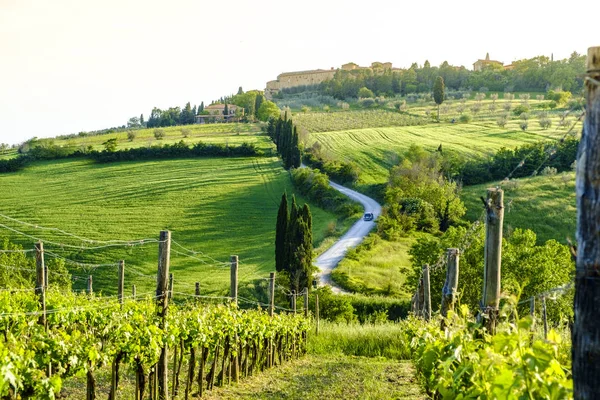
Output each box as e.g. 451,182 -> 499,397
275,193 -> 289,272
285,196 -> 299,273
224,103 -> 229,116
291,126 -> 301,168
199,102 -> 204,113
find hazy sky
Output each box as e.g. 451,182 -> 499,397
0,0 -> 595,145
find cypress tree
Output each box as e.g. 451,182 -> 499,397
140,114 -> 145,126
275,193 -> 289,272
254,94 -> 265,117
285,196 -> 299,273
224,103 -> 229,116
433,76 -> 445,121
291,126 -> 301,168
199,101 -> 204,113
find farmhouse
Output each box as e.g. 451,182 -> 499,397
265,61 -> 396,99
473,53 -> 504,71
195,104 -> 242,124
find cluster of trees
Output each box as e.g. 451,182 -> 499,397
303,142 -> 359,185
275,193 -> 314,294
378,145 -> 466,239
291,168 -> 362,218
408,226 -> 574,322
219,88 -> 280,122
459,137 -> 579,185
317,53 -> 586,99
146,102 -> 205,128
267,116 -> 301,170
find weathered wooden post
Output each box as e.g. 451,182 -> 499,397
168,273 -> 173,300
303,289 -> 309,318
87,275 -> 93,295
291,293 -> 296,315
195,282 -> 200,296
482,188 -> 504,334
118,260 -> 125,306
315,294 -> 320,336
441,248 -> 460,329
35,242 -> 46,329
573,46 -> 600,398
542,295 -> 548,340
422,265 -> 431,321
230,255 -> 238,305
156,230 -> 171,400
268,272 -> 275,317
132,284 -> 136,299
416,277 -> 425,317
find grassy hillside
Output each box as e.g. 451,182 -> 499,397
461,172 -> 576,244
0,157 -> 352,295
309,123 -> 570,188
11,123 -> 274,156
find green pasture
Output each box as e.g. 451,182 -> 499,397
0,157 -> 350,295
309,123 -> 570,188
461,172 -> 576,244
31,123 -> 274,154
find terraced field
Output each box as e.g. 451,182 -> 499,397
0,156 -> 346,295
309,123 -> 568,186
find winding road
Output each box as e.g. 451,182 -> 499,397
315,180 -> 382,293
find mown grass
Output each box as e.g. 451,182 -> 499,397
308,123 -> 570,189
461,172 -> 576,244
308,321 -> 412,360
23,123 -> 275,155
0,157 -> 351,295
331,235 -> 419,298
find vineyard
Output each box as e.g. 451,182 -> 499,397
0,289 -> 309,398
292,110 -> 427,132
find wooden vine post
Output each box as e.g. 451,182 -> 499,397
303,289 -> 309,318
35,242 -> 47,329
315,294 -> 319,335
156,230 -> 171,400
268,272 -> 275,368
422,265 -> 431,321
168,273 -> 173,300
573,46 -> 600,398
482,188 -> 504,334
441,248 -> 460,329
87,275 -> 93,295
291,293 -> 296,315
132,285 -> 136,299
118,260 -> 125,307
195,282 -> 200,296
230,255 -> 238,305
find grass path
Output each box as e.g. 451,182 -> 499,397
202,355 -> 424,400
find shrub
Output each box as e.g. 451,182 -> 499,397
503,101 -> 512,111
520,112 -> 529,121
358,87 -> 374,98
496,114 -> 508,128
127,131 -> 136,141
539,117 -> 552,129
359,98 -> 376,108
180,128 -> 191,138
541,166 -> 558,176
301,105 -> 310,113
549,101 -> 558,109
519,121 -> 528,131
458,114 -> 472,123
154,129 -> 165,140
512,104 -> 530,116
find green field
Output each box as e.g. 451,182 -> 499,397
18,123 -> 275,155
461,172 -> 576,244
309,123 -> 569,187
0,157 -> 352,295
331,235 -> 418,298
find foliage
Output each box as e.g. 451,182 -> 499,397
407,226 -> 574,321
102,138 -> 118,152
358,87 -> 374,98
257,100 -> 280,122
269,117 -> 301,170
291,168 -> 362,218
459,137 -> 579,185
379,144 -> 465,238
89,140 -> 260,163
275,193 -> 289,273
293,110 -> 427,133
303,143 -> 359,185
405,307 -> 572,399
458,113 -> 472,123
0,291 -> 310,398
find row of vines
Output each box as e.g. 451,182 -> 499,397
0,290 -> 310,399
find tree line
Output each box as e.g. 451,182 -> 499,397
317,52 -> 586,99
145,101 -> 205,128
275,193 -> 314,294
267,116 -> 301,170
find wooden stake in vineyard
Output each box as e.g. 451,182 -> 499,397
118,260 -> 125,306
87,275 -> 93,295
573,45 -> 600,399
35,241 -> 46,329
441,248 -> 459,329
422,264 -> 431,321
230,255 -> 238,305
481,188 -> 504,334
156,230 -> 171,400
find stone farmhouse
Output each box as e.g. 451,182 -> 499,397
265,61 -> 396,99
195,104 -> 242,124
473,53 -> 505,71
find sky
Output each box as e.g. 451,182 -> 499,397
0,0 -> 595,145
